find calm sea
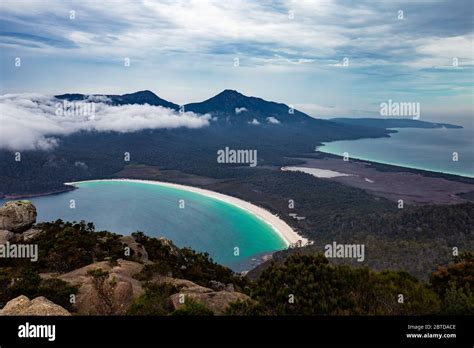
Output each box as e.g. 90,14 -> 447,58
320,126 -> 473,178
1,181 -> 287,271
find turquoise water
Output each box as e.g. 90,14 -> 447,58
1,181 -> 286,271
320,127 -> 474,178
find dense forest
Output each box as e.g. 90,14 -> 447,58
1,125 -> 472,279
0,119 -> 391,197
228,252 -> 474,316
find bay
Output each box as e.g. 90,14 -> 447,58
0,180 -> 287,271
320,127 -> 474,178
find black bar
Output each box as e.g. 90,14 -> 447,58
0,316 -> 472,346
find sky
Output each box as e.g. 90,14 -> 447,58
0,0 -> 473,122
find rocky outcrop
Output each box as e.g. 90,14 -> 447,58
0,228 -> 44,244
0,229 -> 17,244
209,280 -> 226,291
57,259 -> 144,315
0,200 -> 37,233
154,276 -> 248,314
170,290 -> 249,315
209,280 -> 235,292
159,237 -> 183,259
120,235 -> 149,263
0,295 -> 70,316
154,275 -> 214,294
21,227 -> 44,242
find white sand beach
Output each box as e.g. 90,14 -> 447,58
64,179 -> 308,247
281,166 -> 352,178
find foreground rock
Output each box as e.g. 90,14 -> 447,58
152,276 -> 248,314
158,237 -> 182,259
120,235 -> 149,263
0,200 -> 37,233
170,290 -> 249,315
58,259 -> 144,315
21,227 -> 44,242
154,275 -> 214,294
0,229 -> 17,244
209,280 -> 235,292
0,295 -> 70,316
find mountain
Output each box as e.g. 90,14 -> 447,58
330,118 -> 463,129
2,89 -> 398,197
181,90 -> 399,145
54,89 -> 394,138
184,89 -> 311,125
54,89 -> 462,131
55,90 -> 179,110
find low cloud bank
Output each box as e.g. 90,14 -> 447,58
0,94 -> 211,151
266,116 -> 280,124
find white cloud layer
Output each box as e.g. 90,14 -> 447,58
0,94 -> 211,151
2,0 -> 472,69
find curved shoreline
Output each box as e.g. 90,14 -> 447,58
64,178 -> 308,247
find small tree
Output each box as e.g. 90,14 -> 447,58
87,268 -> 117,315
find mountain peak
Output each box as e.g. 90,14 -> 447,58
55,90 -> 178,110
115,90 -> 178,109
215,89 -> 245,98
184,89 -> 313,125
125,90 -> 157,97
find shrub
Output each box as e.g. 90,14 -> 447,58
171,298 -> 214,316
127,282 -> 177,315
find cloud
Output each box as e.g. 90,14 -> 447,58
0,94 -> 211,151
1,0 -> 472,70
266,116 -> 280,124
248,118 -> 260,125
294,103 -> 377,119
235,107 -> 247,114
74,161 -> 88,170
408,35 -> 474,69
